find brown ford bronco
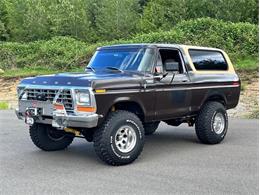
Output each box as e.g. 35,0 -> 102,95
16,44 -> 240,165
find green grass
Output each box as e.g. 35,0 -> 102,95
0,66 -> 85,78
234,57 -> 259,71
0,102 -> 9,110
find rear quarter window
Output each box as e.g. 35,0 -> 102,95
189,49 -> 228,71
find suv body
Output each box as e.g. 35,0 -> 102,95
16,44 -> 240,165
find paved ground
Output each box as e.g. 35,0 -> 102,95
0,110 -> 258,195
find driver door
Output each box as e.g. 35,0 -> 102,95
154,48 -> 191,120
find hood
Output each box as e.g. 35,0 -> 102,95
19,71 -> 144,89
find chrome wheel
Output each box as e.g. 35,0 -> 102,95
213,112 -> 225,134
115,125 -> 137,153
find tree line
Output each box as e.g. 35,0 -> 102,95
0,0 -> 258,42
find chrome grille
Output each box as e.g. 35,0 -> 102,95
26,88 -> 74,111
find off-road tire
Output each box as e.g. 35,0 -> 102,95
143,122 -> 160,135
93,110 -> 145,166
195,101 -> 228,144
29,123 -> 74,151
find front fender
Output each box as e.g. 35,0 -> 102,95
95,93 -> 148,125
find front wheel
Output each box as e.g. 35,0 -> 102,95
93,110 -> 145,166
195,101 -> 228,144
29,123 -> 74,151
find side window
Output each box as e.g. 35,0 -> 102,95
189,49 -> 228,71
158,49 -> 184,73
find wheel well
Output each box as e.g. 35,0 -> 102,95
111,101 -> 144,121
204,95 -> 226,107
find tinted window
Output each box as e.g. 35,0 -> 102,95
189,50 -> 228,70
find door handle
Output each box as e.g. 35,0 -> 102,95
182,79 -> 189,82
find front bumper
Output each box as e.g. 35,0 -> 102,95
15,100 -> 100,129
52,112 -> 99,128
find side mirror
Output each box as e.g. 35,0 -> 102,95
165,61 -> 179,72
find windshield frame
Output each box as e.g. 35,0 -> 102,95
86,47 -> 156,74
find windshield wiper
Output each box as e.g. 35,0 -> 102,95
105,66 -> 123,72
85,66 -> 95,72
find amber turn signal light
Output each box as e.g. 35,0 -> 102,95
54,104 -> 65,110
77,105 -> 96,112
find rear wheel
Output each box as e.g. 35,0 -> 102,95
29,123 -> 74,151
93,110 -> 145,166
143,122 -> 160,135
195,101 -> 228,144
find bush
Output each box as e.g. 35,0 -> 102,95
0,36 -> 89,70
133,18 -> 258,57
0,20 -> 8,41
173,18 -> 258,57
0,18 -> 258,71
139,0 -> 258,33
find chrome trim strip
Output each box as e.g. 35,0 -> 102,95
157,84 -> 240,91
94,84 -> 239,94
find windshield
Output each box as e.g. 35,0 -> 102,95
87,48 -> 155,72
